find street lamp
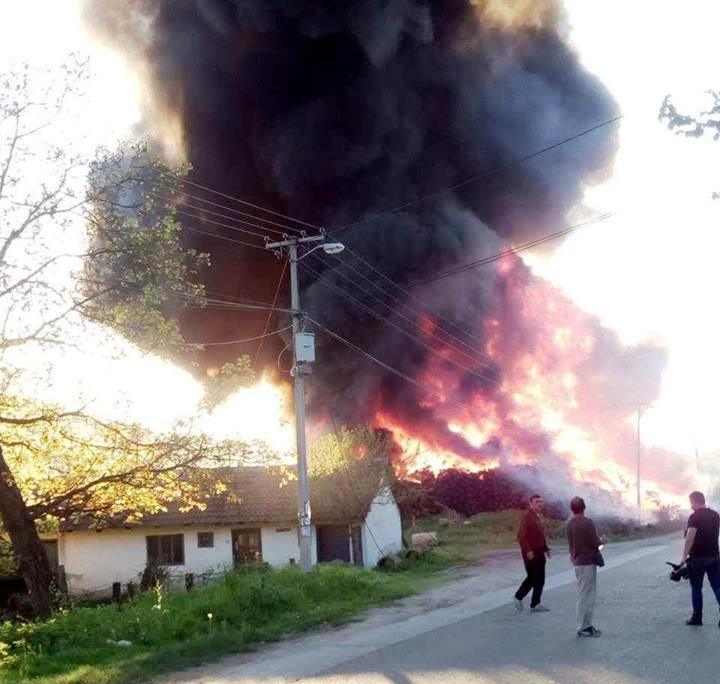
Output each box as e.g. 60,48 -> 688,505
265,234 -> 344,572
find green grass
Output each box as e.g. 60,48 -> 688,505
406,510 -> 684,565
0,563 -> 443,684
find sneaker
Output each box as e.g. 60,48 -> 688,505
531,604 -> 550,612
686,616 -> 703,626
513,597 -> 523,612
577,626 -> 602,638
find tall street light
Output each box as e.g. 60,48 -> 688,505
265,234 -> 344,572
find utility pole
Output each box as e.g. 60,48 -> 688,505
266,233 -> 344,572
635,403 -> 653,511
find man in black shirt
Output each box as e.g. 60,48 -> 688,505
680,490 -> 720,626
513,494 -> 550,612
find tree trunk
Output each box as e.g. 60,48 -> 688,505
0,445 -> 53,616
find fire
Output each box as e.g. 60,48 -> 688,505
373,258 -> 687,510
205,378 -> 294,455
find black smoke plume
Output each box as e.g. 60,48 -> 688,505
84,1 -> 685,496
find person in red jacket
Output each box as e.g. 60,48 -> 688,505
513,494 -> 551,612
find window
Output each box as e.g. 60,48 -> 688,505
232,529 -> 262,565
146,534 -> 184,565
197,531 -> 214,548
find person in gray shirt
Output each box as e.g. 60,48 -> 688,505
567,496 -> 604,638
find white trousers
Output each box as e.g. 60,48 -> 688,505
575,564 -> 598,632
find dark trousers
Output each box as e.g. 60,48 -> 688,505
688,556 -> 720,618
515,554 -> 546,607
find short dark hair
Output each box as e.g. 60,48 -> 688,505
689,491 -> 706,506
530,494 -> 542,503
570,497 -> 586,514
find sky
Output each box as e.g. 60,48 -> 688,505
0,0 -> 718,467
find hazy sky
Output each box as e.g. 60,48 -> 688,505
1,0 -> 718,462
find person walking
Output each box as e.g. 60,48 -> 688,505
680,490 -> 720,627
513,494 -> 550,612
568,496 -> 603,638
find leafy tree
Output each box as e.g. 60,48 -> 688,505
660,90 -> 719,198
0,59 -> 254,615
660,91 -> 720,140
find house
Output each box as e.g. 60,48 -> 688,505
56,462 -> 403,596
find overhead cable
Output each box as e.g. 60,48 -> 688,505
300,261 -> 500,386
307,316 -> 469,412
178,177 -> 322,232
334,114 -> 624,234
307,251 -> 499,374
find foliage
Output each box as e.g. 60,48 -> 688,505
82,140 -> 208,358
660,91 -> 720,140
659,90 -> 720,198
0,396 -> 264,524
201,359 -> 254,410
0,539 -> 16,576
309,425 -> 393,477
0,564 -> 423,684
407,509 -> 685,565
0,58 -> 257,614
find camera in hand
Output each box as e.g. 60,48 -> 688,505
666,561 -> 689,582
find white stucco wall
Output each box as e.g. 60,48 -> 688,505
362,487 -> 403,568
59,524 -> 318,595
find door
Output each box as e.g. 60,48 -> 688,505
317,525 -> 351,563
231,529 -> 262,566
42,540 -> 59,573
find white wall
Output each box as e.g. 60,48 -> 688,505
362,488 -> 403,568
260,526 -> 318,566
59,524 -> 319,595
59,527 -> 234,595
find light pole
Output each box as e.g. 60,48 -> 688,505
265,234 -> 344,572
635,403 -> 653,510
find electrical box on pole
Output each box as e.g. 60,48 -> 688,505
294,333 -> 316,363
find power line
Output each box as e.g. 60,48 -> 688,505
175,208 -> 272,242
334,114 -> 623,235
172,198 -> 290,238
316,246 -> 498,367
147,183 -> 305,235
254,259 -> 288,368
300,260 -> 500,387
179,221 -> 268,251
413,212 -> 615,285
345,244 -> 498,365
307,251 -> 499,375
307,316 -> 468,412
181,323 -> 293,347
178,177 -> 323,232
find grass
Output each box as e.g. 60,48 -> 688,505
0,562 -> 445,684
406,509 -> 685,565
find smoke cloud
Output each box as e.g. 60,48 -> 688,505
84,0 -> 691,502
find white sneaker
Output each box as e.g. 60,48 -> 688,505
513,597 -> 524,612
531,604 -> 550,613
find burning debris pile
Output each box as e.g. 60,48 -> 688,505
85,0 -> 693,508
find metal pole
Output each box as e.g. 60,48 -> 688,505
636,405 -> 642,509
288,242 -> 313,572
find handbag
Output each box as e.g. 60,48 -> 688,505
593,550 -> 605,567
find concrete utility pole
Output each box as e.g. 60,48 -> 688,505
265,233 -> 344,572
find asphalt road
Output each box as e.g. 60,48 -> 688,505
163,537 -> 720,684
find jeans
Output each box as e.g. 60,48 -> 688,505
515,554 -> 546,607
688,556 -> 720,618
575,565 -> 598,631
